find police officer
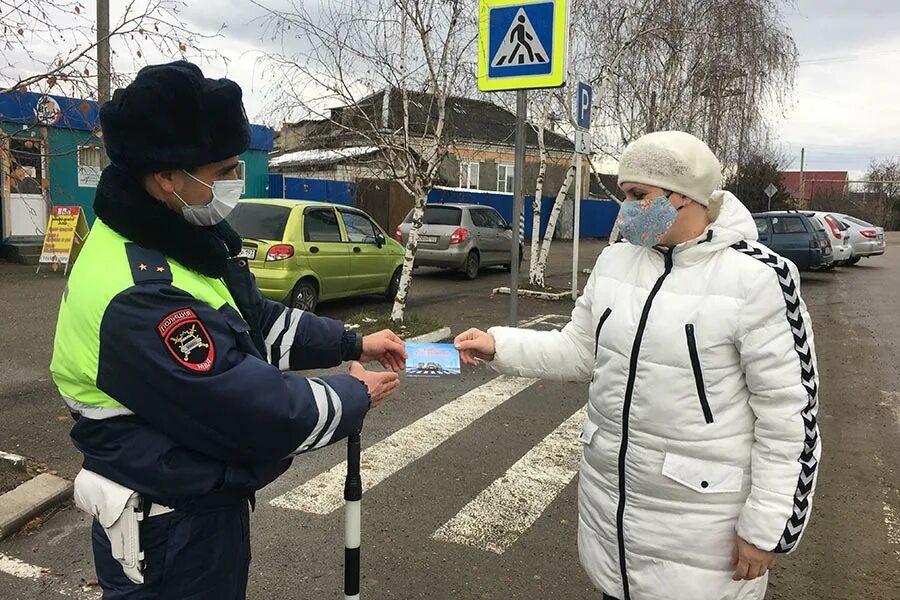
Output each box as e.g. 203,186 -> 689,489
50,61 -> 406,599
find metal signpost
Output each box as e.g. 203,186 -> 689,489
572,81 -> 592,300
478,0 -> 568,326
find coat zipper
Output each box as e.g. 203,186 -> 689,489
685,324 -> 714,424
615,248 -> 673,600
594,308 -> 613,356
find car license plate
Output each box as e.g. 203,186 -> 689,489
420,235 -> 438,244
237,247 -> 256,260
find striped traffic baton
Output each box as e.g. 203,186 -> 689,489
344,432 -> 362,599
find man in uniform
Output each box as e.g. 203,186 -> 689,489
50,61 -> 406,599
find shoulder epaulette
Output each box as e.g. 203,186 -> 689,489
124,243 -> 173,284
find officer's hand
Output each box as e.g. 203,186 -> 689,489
350,362 -> 400,408
454,328 -> 496,366
361,330 -> 407,372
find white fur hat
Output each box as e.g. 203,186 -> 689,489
617,131 -> 722,206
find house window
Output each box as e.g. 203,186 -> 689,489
236,160 -> 246,194
77,144 -> 104,187
459,161 -> 479,189
498,163 -> 514,193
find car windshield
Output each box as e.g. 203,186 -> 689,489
842,215 -> 875,228
406,206 -> 462,226
227,203 -> 292,241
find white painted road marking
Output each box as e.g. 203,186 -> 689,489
874,454 -> 900,563
432,408 -> 585,554
0,552 -> 101,599
270,375 -> 539,514
0,552 -> 44,580
879,391 -> 900,429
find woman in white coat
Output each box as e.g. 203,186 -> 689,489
455,131 -> 821,600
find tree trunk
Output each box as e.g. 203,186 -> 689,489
533,157 -> 576,288
528,127 -> 547,285
390,186 -> 426,322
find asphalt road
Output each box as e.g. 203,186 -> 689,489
0,236 -> 898,599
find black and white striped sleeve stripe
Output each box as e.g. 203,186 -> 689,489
290,378 -> 344,454
264,307 -> 304,370
732,240 -> 820,553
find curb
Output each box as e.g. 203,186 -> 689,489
0,474 -> 73,541
491,287 -> 572,301
0,451 -> 27,472
406,327 -> 452,344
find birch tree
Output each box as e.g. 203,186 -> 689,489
523,88 -> 566,286
255,0 -> 474,322
526,0 -> 662,287
586,0 -> 797,170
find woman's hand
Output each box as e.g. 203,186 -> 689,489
454,328 -> 496,366
732,537 -> 776,581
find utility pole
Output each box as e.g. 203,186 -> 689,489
97,0 -> 111,105
799,147 -> 805,209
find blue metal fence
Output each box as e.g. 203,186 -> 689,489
268,174 -> 356,207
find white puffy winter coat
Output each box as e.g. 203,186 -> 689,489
489,192 -> 821,600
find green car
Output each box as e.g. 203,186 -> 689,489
227,199 -> 405,312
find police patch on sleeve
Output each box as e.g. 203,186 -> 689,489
157,308 -> 215,372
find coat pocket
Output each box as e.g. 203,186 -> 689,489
594,308 -> 613,357
662,453 -> 743,494
685,324 -> 713,424
579,419 -> 600,445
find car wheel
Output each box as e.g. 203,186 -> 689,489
848,256 -> 861,266
290,278 -> 319,312
463,251 -> 480,280
385,267 -> 402,300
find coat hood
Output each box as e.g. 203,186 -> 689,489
709,190 -> 758,246
671,191 -> 758,265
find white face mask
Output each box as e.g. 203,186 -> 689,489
174,170 -> 243,227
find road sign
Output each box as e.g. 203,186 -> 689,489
575,81 -> 592,129
764,183 -> 778,198
478,0 -> 568,92
575,130 -> 591,155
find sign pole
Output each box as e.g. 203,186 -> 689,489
571,154 -> 582,300
510,89 -> 527,327
571,82 -> 592,301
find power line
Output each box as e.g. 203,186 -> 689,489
799,50 -> 900,65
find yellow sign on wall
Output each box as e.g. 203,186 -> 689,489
478,0 -> 568,92
39,206 -> 90,273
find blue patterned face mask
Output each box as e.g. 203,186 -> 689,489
617,194 -> 679,247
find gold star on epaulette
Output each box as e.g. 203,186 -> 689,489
138,264 -> 148,271
156,266 -> 166,273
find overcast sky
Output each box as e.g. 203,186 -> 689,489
8,1 -> 898,176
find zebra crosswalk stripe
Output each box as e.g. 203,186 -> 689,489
270,375 -> 538,514
432,408 -> 585,554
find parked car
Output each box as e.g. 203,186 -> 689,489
227,199 -> 404,312
395,204 -> 524,280
752,211 -> 834,271
832,214 -> 886,265
805,211 -> 853,265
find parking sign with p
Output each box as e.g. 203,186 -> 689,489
575,81 -> 592,130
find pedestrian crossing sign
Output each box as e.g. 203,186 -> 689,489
478,0 -> 568,91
